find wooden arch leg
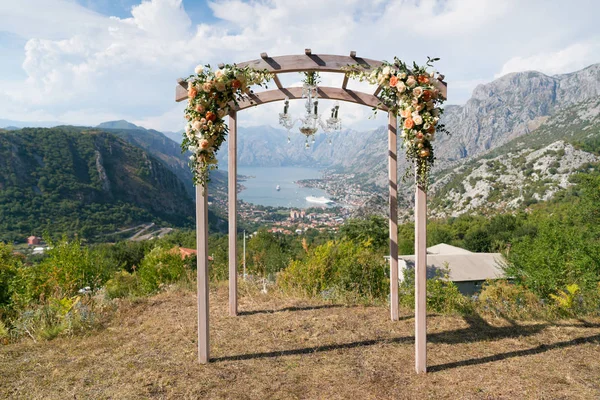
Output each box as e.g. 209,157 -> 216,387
197,185 -> 210,364
415,183 -> 427,373
388,113 -> 399,321
228,111 -> 238,316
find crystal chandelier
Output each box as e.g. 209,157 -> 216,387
278,77 -> 342,148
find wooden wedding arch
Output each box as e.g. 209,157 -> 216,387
175,50 -> 447,373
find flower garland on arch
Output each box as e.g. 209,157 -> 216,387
344,57 -> 448,188
183,64 -> 273,187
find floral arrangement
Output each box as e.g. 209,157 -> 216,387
183,64 -> 272,187
344,57 -> 447,188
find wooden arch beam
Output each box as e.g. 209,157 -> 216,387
176,84 -> 386,111
236,86 -> 386,111
237,53 -> 382,74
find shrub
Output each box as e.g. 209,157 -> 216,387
476,280 -> 543,319
277,240 -> 387,302
30,238 -> 120,301
105,271 -> 141,299
0,320 -> 8,342
137,247 -> 190,294
399,266 -> 470,314
9,294 -> 101,341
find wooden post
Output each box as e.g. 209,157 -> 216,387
228,111 -> 238,316
196,185 -> 210,364
415,182 -> 427,373
388,113 -> 399,321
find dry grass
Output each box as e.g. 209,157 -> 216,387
1,282 -> 600,399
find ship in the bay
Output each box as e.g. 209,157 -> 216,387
306,196 -> 333,204
276,185 -> 281,191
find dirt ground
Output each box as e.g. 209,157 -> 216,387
2,283 -> 600,399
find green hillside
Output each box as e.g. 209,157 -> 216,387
97,121 -> 195,197
429,97 -> 600,216
0,126 -> 198,242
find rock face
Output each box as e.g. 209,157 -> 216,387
429,96 -> 600,217
436,64 -> 600,163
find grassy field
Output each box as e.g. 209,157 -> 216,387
1,283 -> 600,399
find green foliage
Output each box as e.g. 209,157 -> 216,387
0,127 -> 195,242
277,240 -> 387,301
399,266 -> 470,314
550,283 -> 580,311
0,319 -> 8,341
105,271 -> 141,299
246,229 -> 301,279
31,238 -> 120,300
340,215 -> 388,251
477,280 -> 543,319
137,247 -> 190,294
0,243 -> 22,313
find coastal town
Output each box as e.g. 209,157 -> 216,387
205,169 -> 383,235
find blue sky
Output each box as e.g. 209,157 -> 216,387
1,0 -> 599,132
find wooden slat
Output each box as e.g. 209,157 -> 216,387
236,54 -> 383,74
341,75 -> 349,90
415,182 -> 427,373
196,185 -> 210,364
234,86 -> 386,111
228,111 -> 238,317
272,74 -> 283,89
373,85 -> 382,97
176,80 -> 188,102
438,80 -> 448,100
388,113 -> 398,321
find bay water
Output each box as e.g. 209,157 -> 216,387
235,166 -> 331,208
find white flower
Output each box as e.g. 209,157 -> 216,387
215,69 -> 224,79
189,145 -> 197,153
423,122 -> 431,130
399,72 -> 407,79
413,87 -> 423,98
194,65 -> 203,74
406,76 -> 416,88
189,154 -> 195,161
396,81 -> 406,93
382,66 -> 391,76
192,120 -> 202,131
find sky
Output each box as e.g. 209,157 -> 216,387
0,0 -> 599,132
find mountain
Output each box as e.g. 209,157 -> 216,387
429,97 -> 600,217
0,118 -> 63,129
162,129 -> 185,144
97,120 -> 142,130
96,120 -> 195,197
436,64 -> 600,162
0,126 -> 226,242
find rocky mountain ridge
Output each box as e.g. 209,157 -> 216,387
429,96 -> 600,217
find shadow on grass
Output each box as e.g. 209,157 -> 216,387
212,314 -> 600,368
238,304 -> 346,316
428,333 -> 600,372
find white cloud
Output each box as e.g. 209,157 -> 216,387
496,40 -> 600,77
0,0 -> 599,131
